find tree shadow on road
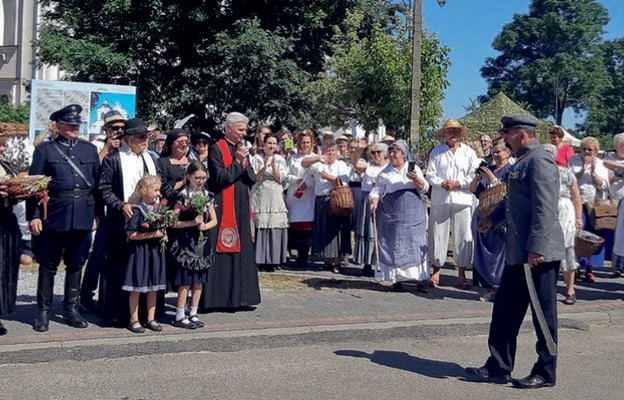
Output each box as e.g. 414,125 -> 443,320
334,349 -> 465,379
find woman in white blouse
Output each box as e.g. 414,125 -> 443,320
370,140 -> 430,290
250,133 -> 289,272
307,141 -> 353,273
568,136 -> 610,282
354,142 -> 389,276
284,130 -> 317,267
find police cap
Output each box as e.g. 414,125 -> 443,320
50,104 -> 82,125
499,115 -> 538,131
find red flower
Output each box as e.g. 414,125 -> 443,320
177,204 -> 187,212
161,199 -> 168,206
141,223 -> 149,229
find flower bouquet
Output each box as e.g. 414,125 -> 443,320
176,190 -> 214,240
140,198 -> 178,252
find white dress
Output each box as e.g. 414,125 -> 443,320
284,153 -> 316,223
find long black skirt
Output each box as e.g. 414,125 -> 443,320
0,206 -> 20,316
312,196 -> 351,259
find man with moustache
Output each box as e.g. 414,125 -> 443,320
466,116 -> 564,389
27,104 -> 101,332
98,118 -> 158,326
200,112 -> 260,312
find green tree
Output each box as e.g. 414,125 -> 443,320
582,38 -> 624,138
0,99 -> 30,124
36,0 -> 399,130
308,10 -> 450,136
481,0 -> 610,126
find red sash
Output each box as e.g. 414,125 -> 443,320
216,139 -> 241,253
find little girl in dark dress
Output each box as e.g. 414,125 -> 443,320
169,161 -> 217,328
123,175 -> 168,333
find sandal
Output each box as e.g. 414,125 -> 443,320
145,320 -> 163,332
173,317 -> 196,330
127,321 -> 145,334
585,271 -> 596,283
189,315 -> 205,328
563,293 -> 577,305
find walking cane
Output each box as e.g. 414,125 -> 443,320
372,207 -> 381,274
524,263 -> 558,356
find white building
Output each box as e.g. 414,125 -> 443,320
0,1 -> 62,105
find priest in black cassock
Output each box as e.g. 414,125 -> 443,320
200,112 -> 260,312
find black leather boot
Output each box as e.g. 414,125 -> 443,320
63,269 -> 89,329
0,320 -> 7,336
33,274 -> 54,332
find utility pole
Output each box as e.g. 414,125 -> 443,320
409,0 -> 423,156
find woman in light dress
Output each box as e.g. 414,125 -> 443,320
370,140 -> 430,290
250,133 -> 289,272
354,142 -> 389,277
284,129 -> 317,267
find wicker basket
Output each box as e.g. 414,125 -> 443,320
329,183 -> 354,217
574,230 -> 605,258
478,182 -> 507,219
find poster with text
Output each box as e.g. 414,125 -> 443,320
29,80 -> 136,142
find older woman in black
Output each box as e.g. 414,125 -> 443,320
0,134 -> 20,335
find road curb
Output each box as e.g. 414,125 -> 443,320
1,310 -> 621,355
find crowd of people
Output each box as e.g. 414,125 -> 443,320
1,105 -> 623,344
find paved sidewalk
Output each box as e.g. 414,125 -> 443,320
1,263 -> 623,351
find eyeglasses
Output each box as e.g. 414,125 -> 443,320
196,140 -> 209,145
370,150 -> 383,155
388,149 -> 400,155
109,125 -> 124,131
581,147 -> 594,152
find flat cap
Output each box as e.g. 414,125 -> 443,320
103,110 -> 126,125
50,104 -> 82,125
500,115 -> 538,131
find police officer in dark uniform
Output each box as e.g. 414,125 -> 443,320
466,116 -> 565,389
27,104 -> 102,332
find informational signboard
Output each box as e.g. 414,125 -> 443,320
29,80 -> 136,142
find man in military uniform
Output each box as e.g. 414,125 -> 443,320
27,104 -> 101,332
466,116 -> 565,389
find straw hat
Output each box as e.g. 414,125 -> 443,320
436,118 -> 468,138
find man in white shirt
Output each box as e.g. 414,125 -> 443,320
426,119 -> 480,288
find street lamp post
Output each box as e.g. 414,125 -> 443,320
410,0 -> 446,158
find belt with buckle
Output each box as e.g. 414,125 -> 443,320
49,189 -> 92,198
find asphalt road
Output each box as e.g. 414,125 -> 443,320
1,323 -> 623,399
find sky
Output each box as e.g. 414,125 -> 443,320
421,0 -> 624,128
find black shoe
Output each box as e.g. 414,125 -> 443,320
63,311 -> 89,329
332,265 -> 343,274
465,366 -> 510,384
512,375 -> 555,389
33,311 -> 50,332
145,320 -> 163,332
361,264 -> 373,277
173,317 -> 197,330
79,297 -> 98,312
235,305 -> 257,312
0,320 -> 7,336
189,315 -> 205,328
127,321 -> 145,333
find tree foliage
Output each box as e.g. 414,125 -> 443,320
36,0 -> 398,130
582,38 -> 624,137
307,9 -> 450,135
0,99 -> 30,124
481,0 -> 610,127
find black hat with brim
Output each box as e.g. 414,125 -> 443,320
50,104 -> 82,125
124,118 -> 149,135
